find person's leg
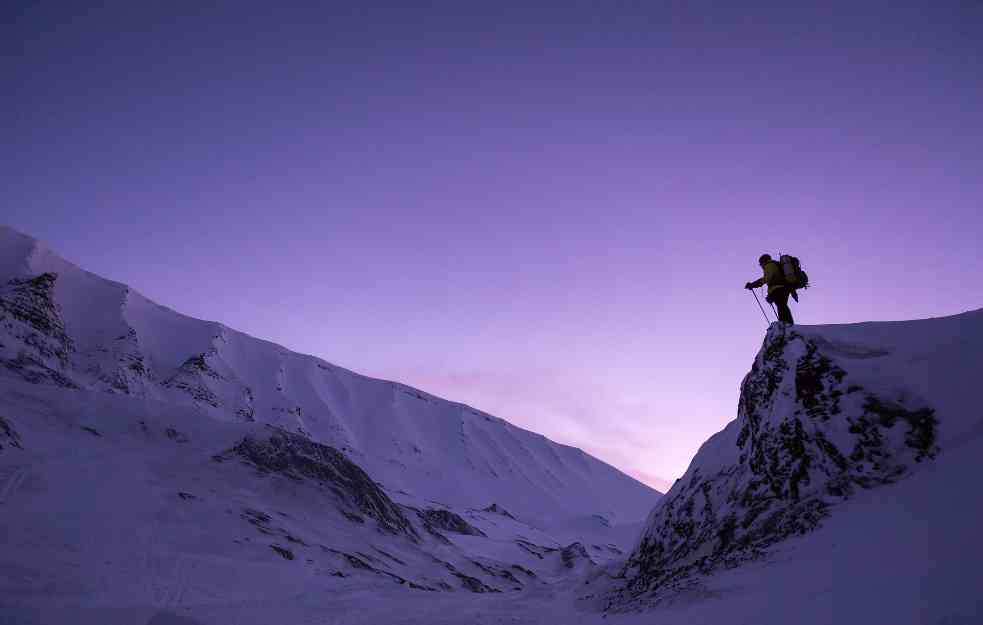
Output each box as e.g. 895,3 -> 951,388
774,289 -> 794,324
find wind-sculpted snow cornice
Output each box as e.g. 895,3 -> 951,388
612,324 -> 940,607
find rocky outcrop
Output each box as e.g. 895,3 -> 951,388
615,324 -> 940,605
0,273 -> 76,387
162,350 -> 226,408
468,560 -> 524,589
226,428 -> 418,540
514,539 -> 558,560
0,274 -> 71,353
418,508 -> 487,537
430,558 -> 502,593
481,503 -> 516,519
162,348 -> 255,419
82,325 -> 154,395
0,416 -> 22,451
560,542 -> 594,569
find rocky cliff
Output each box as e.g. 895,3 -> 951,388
614,320 -> 954,605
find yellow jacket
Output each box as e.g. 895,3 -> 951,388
749,261 -> 786,296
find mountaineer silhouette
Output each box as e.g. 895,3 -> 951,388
745,253 -> 809,325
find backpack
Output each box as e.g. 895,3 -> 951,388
779,254 -> 809,289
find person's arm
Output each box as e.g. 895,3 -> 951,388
746,266 -> 768,289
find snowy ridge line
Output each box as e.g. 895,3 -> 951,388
0,225 -> 660,522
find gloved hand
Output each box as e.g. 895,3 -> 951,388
744,282 -> 754,290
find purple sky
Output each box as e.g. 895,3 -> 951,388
5,2 -> 982,489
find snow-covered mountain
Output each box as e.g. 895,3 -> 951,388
2,223 -> 981,625
0,225 -> 659,624
0,225 -> 658,524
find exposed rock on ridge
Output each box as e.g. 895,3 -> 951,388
225,428 -> 418,540
615,323 -> 940,605
0,273 -> 76,387
418,508 -> 487,538
0,416 -> 22,451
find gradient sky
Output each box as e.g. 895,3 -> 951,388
5,1 -> 982,489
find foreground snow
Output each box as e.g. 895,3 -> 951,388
2,386 -> 979,625
0,377 -> 642,623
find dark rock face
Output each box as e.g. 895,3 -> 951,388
0,416 -> 22,451
511,564 -> 537,579
270,545 -> 294,560
83,326 -> 154,396
454,572 -> 500,593
431,558 -> 501,593
469,560 -> 524,589
0,274 -> 71,350
418,508 -> 487,537
229,428 -> 418,540
617,325 -> 940,605
481,503 -> 516,519
560,542 -> 593,569
241,508 -> 275,535
514,539 -> 558,560
165,427 -> 189,443
0,273 -> 77,387
320,546 -> 436,590
162,351 -> 225,408
1,353 -> 77,388
161,350 -> 256,419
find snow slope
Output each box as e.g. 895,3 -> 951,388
0,376 -> 642,624
0,223 -> 655,623
0,225 -> 659,523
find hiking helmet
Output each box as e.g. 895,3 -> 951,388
758,254 -> 772,265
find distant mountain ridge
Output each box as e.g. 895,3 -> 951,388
0,225 -> 660,522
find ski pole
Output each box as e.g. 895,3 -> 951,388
750,288 -> 771,325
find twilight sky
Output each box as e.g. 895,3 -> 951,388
5,1 -> 982,489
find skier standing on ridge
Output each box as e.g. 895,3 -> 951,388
745,254 -> 794,325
